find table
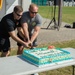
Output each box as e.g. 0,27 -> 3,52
0,48 -> 75,75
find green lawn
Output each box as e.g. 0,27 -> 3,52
39,66 -> 73,75
38,6 -> 75,24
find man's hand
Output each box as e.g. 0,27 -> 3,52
23,42 -> 29,48
28,42 -> 33,49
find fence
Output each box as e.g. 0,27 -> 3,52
32,0 -> 47,6
63,1 -> 75,6
32,0 -> 75,6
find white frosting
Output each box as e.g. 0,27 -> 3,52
30,49 -> 63,58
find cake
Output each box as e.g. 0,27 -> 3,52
22,47 -> 73,67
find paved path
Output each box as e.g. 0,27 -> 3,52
10,18 -> 75,48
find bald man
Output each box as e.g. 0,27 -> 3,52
17,3 -> 42,55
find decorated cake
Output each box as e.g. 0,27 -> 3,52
22,47 -> 73,67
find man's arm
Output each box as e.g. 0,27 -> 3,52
30,26 -> 40,43
22,23 -> 30,42
8,31 -> 28,47
17,27 -> 25,39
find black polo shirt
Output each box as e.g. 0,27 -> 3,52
0,13 -> 20,38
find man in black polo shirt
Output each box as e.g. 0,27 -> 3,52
0,5 -> 29,57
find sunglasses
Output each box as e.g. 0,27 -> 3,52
15,12 -> 22,16
30,10 -> 38,14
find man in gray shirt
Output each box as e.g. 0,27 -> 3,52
17,3 -> 42,75
17,3 -> 42,55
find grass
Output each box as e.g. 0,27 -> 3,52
10,39 -> 75,55
38,6 -> 75,24
39,66 -> 73,75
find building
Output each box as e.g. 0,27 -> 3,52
0,0 -> 31,20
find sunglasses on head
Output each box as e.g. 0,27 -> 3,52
30,10 -> 38,14
15,12 -> 22,16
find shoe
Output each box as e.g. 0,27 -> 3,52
33,38 -> 38,47
33,43 -> 38,47
31,73 -> 39,75
33,41 -> 38,47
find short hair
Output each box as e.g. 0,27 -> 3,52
14,5 -> 23,13
29,3 -> 38,10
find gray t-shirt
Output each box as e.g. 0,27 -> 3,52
21,11 -> 42,34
